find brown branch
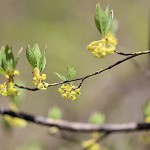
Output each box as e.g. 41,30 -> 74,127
15,49 -> 150,91
115,50 -> 150,56
0,107 -> 150,133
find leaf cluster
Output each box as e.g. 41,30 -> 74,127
0,46 -> 20,75
26,44 -> 46,72
94,3 -> 113,36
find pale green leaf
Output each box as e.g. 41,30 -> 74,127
32,44 -> 42,67
55,72 -> 66,81
94,3 -> 107,36
26,45 -> 37,68
5,46 -> 15,70
105,10 -> 113,34
38,49 -> 46,72
0,46 -> 15,71
14,47 -> 23,69
67,65 -> 76,81
105,6 -> 109,17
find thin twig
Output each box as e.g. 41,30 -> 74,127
14,84 -> 38,91
115,50 -> 150,56
15,49 -> 150,91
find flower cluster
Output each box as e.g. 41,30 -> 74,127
82,139 -> 100,150
58,83 -> 81,100
87,33 -> 117,58
32,68 -> 48,90
0,69 -> 20,97
0,82 -> 19,96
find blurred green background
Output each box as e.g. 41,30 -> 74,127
0,0 -> 150,150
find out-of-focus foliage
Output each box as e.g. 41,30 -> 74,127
89,112 -> 105,124
17,143 -> 44,150
48,106 -> 62,119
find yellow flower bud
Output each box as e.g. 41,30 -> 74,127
87,33 -> 118,58
58,83 -> 81,100
32,68 -> 48,90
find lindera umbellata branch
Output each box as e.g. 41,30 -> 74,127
15,49 -> 150,90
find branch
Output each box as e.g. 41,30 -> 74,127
0,107 -> 150,133
15,49 -> 150,91
115,50 -> 150,56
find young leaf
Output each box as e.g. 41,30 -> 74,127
67,65 -> 77,81
94,3 -> 107,36
14,47 -> 23,69
26,45 -> 37,68
105,6 -> 109,17
32,44 -> 42,67
0,46 -> 15,71
55,72 -> 66,81
105,10 -> 113,34
39,55 -> 46,72
5,46 -> 15,70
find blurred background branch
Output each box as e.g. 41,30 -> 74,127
1,107 -> 150,133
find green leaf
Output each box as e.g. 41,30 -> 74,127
48,107 -> 62,119
0,46 -> 15,71
14,47 -> 23,69
55,72 -> 66,81
105,6 -> 109,17
67,65 -> 76,81
89,112 -> 105,125
105,10 -> 113,34
26,45 -> 37,68
6,46 -> 15,70
39,55 -> 46,72
94,3 -> 113,36
94,3 -> 107,36
32,44 -> 42,68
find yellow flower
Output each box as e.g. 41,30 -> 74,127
0,82 -> 19,96
82,139 -> 100,150
145,116 -> 150,123
4,115 -> 27,128
58,83 -> 81,100
87,33 -> 117,58
5,69 -> 20,79
32,67 -> 48,90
